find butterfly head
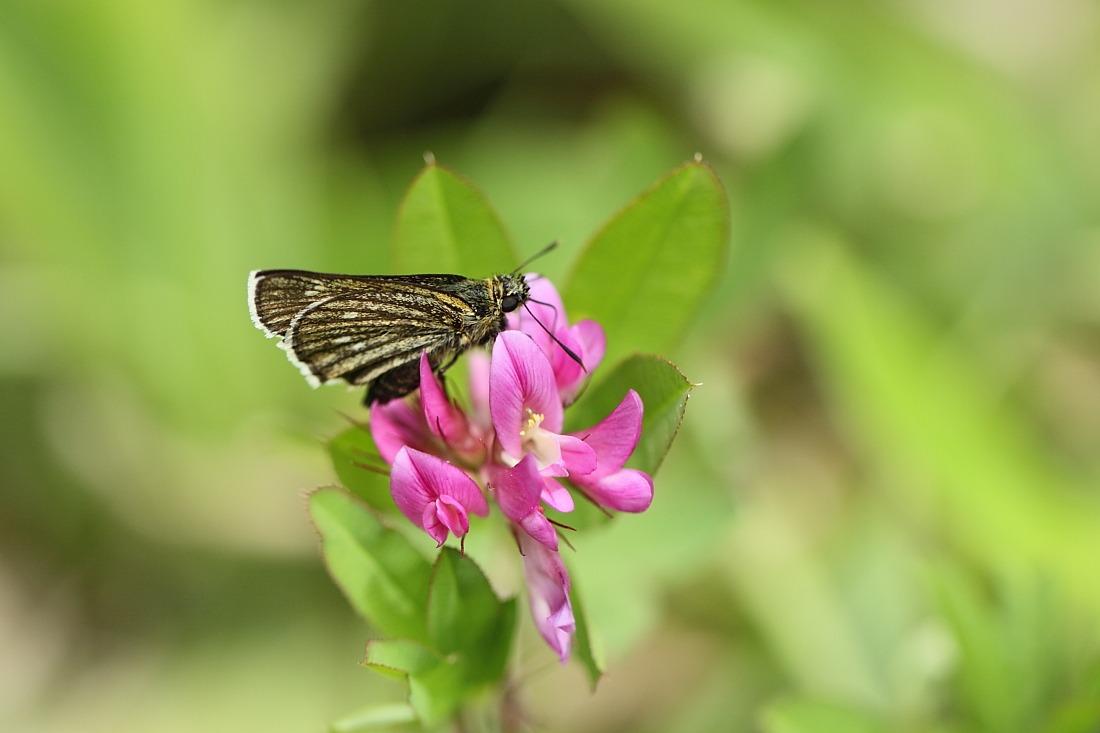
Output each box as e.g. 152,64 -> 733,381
496,273 -> 530,314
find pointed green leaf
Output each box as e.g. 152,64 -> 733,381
310,488 -> 431,643
563,160 -> 729,368
364,640 -> 465,725
327,424 -> 398,514
564,354 -> 694,476
427,547 -> 516,686
427,547 -> 499,655
391,163 -> 516,277
364,639 -> 445,676
568,568 -> 604,691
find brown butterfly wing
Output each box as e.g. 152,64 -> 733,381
280,281 -> 477,401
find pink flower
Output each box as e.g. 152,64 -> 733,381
370,353 -> 485,467
568,390 -> 653,512
390,447 -> 489,547
490,331 -> 597,531
512,277 -> 605,404
369,392 -> 437,465
360,275 -> 656,664
517,529 -> 574,664
416,352 -> 486,465
465,350 -> 493,432
486,454 -> 559,551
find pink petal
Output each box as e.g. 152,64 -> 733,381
418,352 -> 484,462
541,478 -> 575,513
573,320 -> 606,375
569,390 -> 644,475
486,454 -> 543,523
490,331 -> 564,457
575,468 -> 653,513
391,448 -> 487,536
518,531 -> 574,663
390,447 -> 434,526
422,502 -> 450,547
370,395 -> 436,464
527,276 -> 569,328
466,350 -> 492,430
519,510 -> 558,551
556,434 -> 597,476
434,495 -> 470,539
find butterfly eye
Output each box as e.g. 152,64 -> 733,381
501,295 -> 520,313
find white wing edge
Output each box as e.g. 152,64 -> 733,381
246,270 -> 280,339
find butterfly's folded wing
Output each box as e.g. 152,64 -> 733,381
281,282 -> 474,390
248,270 -> 471,338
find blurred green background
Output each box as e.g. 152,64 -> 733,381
3,0 -> 1100,731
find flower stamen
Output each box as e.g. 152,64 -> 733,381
518,408 -> 544,437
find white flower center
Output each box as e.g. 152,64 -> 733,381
502,408 -> 561,471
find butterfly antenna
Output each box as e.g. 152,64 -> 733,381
511,239 -> 560,276
528,297 -> 561,330
521,302 -> 586,372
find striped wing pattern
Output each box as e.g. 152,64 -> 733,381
249,270 -> 375,338
248,270 -> 471,338
248,268 -> 511,403
283,283 -> 473,386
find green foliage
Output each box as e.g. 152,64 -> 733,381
311,488 -> 519,728
391,163 -> 517,277
427,548 -> 516,687
563,160 -> 729,369
364,639 -> 466,724
347,549 -> 516,727
309,488 -> 432,644
13,2 -> 1100,729
314,160 -> 720,728
327,424 -> 397,514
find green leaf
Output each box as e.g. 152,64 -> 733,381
482,597 -> 517,685
309,488 -> 432,643
759,698 -> 890,733
563,160 -> 729,368
327,424 -> 397,514
364,639 -> 441,677
391,162 -> 516,277
567,567 -> 604,691
565,354 -> 694,476
427,547 -> 516,686
364,640 -> 465,725
329,703 -> 418,732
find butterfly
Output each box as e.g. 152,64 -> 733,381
248,269 -> 532,405
247,244 -> 572,405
